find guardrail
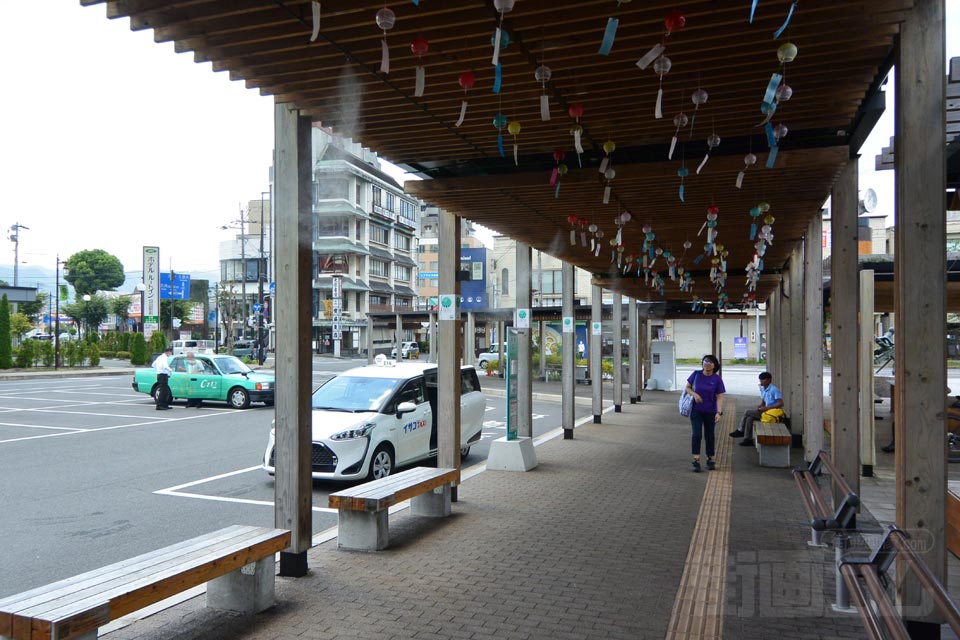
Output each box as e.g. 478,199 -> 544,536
794,452 -> 960,636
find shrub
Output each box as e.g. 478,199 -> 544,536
38,341 -> 55,367
14,341 -> 34,368
130,334 -> 148,366
149,332 -> 167,354
116,351 -> 131,360
86,343 -> 100,367
99,350 -> 116,359
0,296 -> 10,369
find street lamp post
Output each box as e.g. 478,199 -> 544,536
81,294 -> 91,341
55,256 -> 64,369
258,191 -> 270,364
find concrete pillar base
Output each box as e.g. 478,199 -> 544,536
593,415 -> 601,424
411,485 -> 452,517
279,550 -> 307,577
614,404 -> 622,413
630,397 -> 638,404
486,437 -> 537,471
207,555 -> 276,614
337,509 -> 388,551
563,428 -> 574,440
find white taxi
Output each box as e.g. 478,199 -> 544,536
262,361 -> 486,481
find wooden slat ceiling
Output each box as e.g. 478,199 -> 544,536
85,0 -> 909,306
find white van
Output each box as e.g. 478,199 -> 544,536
171,339 -> 216,355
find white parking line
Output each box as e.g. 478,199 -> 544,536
154,466 -> 336,513
0,411 -> 242,444
0,422 -> 87,432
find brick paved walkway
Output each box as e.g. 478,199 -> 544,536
101,389 -> 950,640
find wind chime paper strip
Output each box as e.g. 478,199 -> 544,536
513,143 -> 519,166
763,73 -> 783,105
696,153 -> 710,174
491,27 -> 502,66
766,146 -> 779,168
655,88 -> 664,119
414,66 -> 426,97
497,134 -> 505,157
540,94 -> 551,121
493,63 -> 502,93
679,184 -> 685,202
636,43 -> 665,70
603,185 -> 612,204
550,167 -> 559,185
380,39 -> 390,74
736,170 -> 745,189
772,2 -> 797,39
668,136 -> 678,159
599,18 -> 618,56
764,122 -> 777,148
750,0 -> 760,23
310,2 -> 321,42
573,129 -> 584,155
598,157 -> 609,174
455,101 -> 467,127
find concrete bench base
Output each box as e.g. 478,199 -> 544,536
754,421 -> 792,468
207,555 -> 276,614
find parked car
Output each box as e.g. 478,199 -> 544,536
231,340 -> 256,359
262,361 -> 485,481
132,354 -> 274,409
476,345 -> 501,370
390,341 -> 420,359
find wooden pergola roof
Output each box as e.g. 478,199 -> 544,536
85,0 -> 909,306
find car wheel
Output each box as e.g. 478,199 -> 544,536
150,384 -> 159,401
478,359 -> 489,370
228,387 -> 251,409
460,445 -> 471,460
368,445 -> 394,480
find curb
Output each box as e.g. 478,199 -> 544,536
0,368 -> 135,382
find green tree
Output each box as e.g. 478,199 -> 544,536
0,295 -> 11,368
10,313 -> 33,344
64,249 -> 125,296
149,331 -> 167,354
130,332 -> 148,366
112,296 -> 132,332
19,291 -> 47,324
62,295 -> 108,340
160,299 -> 193,334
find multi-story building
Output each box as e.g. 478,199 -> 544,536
416,205 -> 484,311
218,128 -> 422,354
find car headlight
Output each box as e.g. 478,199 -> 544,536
330,423 -> 376,440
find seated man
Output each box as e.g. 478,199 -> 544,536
730,371 -> 784,446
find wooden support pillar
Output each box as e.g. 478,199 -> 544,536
788,247 -> 805,450
366,315 -> 374,365
803,215 -> 825,462
591,284 -> 603,423
562,262 -> 575,438
831,157 -> 860,509
394,314 -> 402,361
767,290 -> 779,386
613,293 -> 622,411
273,104 -> 312,577
895,0 -> 947,627
859,270 -> 876,477
629,298 -> 639,403
516,243 -> 533,438
428,312 -> 435,363
438,211 -> 462,496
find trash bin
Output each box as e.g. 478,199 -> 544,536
575,365 -> 588,384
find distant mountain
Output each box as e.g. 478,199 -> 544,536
0,264 -> 221,296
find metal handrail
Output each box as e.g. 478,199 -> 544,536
857,565 -> 910,640
839,564 -> 886,640
886,528 -> 960,636
811,451 -> 856,500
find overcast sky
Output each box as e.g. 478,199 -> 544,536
0,2 -> 956,289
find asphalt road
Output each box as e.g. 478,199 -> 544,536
0,367 -> 590,598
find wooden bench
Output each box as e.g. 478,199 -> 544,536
752,421 -> 792,467
329,467 -> 458,551
0,525 -> 290,640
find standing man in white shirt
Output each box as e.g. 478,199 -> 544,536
153,345 -> 174,410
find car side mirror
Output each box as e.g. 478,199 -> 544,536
396,401 -> 417,417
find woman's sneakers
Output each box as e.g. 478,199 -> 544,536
692,459 -> 701,473
706,458 -> 716,471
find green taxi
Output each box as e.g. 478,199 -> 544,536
132,354 -> 274,409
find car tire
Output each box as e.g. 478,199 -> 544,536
460,445 -> 470,460
368,445 -> 394,480
228,387 -> 251,410
478,359 -> 488,370
150,384 -> 159,401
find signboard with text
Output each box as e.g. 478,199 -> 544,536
142,246 -> 160,338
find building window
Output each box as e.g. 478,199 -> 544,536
419,261 -> 427,270
396,297 -> 411,308
316,214 -> 350,238
395,265 -> 411,283
430,261 -> 438,270
372,186 -> 382,208
355,220 -> 363,241
370,225 -> 389,245
370,259 -> 388,278
355,181 -> 362,206
399,200 -> 417,225
370,294 -> 390,306
394,233 -> 412,252
318,254 -> 348,274
537,270 -> 563,294
386,192 -> 396,211
314,178 -> 349,202
501,268 -> 509,296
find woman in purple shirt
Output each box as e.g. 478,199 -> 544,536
685,354 -> 725,472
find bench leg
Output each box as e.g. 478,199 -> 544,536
207,555 -> 276,614
337,509 -> 388,551
411,485 -> 452,517
757,444 -> 791,468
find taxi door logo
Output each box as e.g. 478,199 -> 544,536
199,380 -> 219,389
402,419 -> 427,433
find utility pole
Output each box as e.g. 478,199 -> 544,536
221,206 -> 249,342
55,255 -> 62,369
8,222 -> 28,287
258,191 -> 269,364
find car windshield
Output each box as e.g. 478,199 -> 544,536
311,375 -> 403,413
215,356 -> 253,375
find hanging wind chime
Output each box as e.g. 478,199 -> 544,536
669,94 -> 688,159
599,0 -> 632,55
689,86 -> 708,138
455,71 -> 475,127
750,0 -> 799,39
536,64 -> 552,121
696,132 -> 721,174
736,151 -> 758,189
568,103 -> 585,166
411,34 -> 429,97
310,2 -> 321,41
493,113 -> 508,158
552,149 -> 568,199
491,0 -> 515,93
508,120 -> 522,166
758,42 -> 797,167
599,139 -> 615,174
375,6 -> 396,74
636,9 -> 685,118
